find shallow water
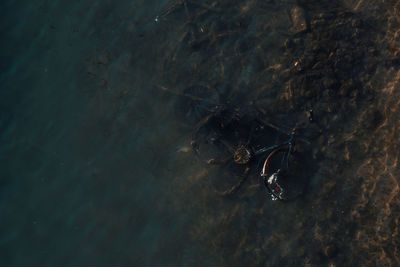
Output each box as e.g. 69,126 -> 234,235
1,0 -> 400,266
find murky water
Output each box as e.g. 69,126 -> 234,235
1,0 -> 399,266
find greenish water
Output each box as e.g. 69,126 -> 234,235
1,0 -> 400,266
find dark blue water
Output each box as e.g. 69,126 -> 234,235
1,0 -> 400,266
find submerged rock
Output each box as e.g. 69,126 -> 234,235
290,6 -> 307,34
324,244 -> 338,258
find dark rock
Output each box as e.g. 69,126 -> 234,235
324,244 -> 338,258
322,76 -> 338,90
284,38 -> 295,50
290,6 -> 307,34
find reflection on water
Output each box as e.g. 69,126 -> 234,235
0,0 -> 399,266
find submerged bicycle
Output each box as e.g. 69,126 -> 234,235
161,84 -> 315,200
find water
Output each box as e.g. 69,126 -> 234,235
1,0 -> 399,266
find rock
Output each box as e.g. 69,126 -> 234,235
284,38 -> 295,50
322,76 -> 338,90
290,6 -> 307,34
324,244 -> 338,258
342,0 -> 365,11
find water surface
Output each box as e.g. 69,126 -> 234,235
1,0 -> 400,266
